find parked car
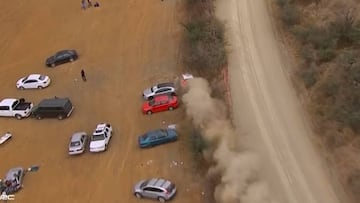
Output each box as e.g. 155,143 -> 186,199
138,129 -> 177,148
142,82 -> 176,100
31,97 -> 74,120
68,132 -> 88,155
45,49 -> 78,67
142,95 -> 178,115
89,123 -> 113,152
16,74 -> 51,90
134,178 -> 177,202
0,98 -> 33,119
1,167 -> 24,194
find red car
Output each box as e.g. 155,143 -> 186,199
142,95 -> 179,115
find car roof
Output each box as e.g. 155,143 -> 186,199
146,129 -> 165,137
5,167 -> 23,180
37,97 -> 71,108
146,178 -> 171,189
71,132 -> 86,142
157,82 -> 175,88
0,98 -> 17,106
153,94 -> 171,102
27,74 -> 41,80
56,49 -> 74,55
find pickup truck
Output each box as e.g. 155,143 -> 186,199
0,98 -> 33,119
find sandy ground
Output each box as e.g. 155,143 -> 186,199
0,0 -> 204,203
216,0 -> 350,203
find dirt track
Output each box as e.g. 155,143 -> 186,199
216,0 -> 350,203
0,0 -> 204,203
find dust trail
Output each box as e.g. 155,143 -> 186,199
182,77 -> 277,203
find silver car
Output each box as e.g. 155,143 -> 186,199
134,178 -> 176,202
68,132 -> 88,155
143,82 -> 176,100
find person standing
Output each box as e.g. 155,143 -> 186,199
87,0 -> 92,7
81,0 -> 86,9
81,69 -> 87,82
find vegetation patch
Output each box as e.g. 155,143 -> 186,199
276,0 -> 360,200
182,0 -> 227,81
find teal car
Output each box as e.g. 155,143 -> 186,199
138,129 -> 178,148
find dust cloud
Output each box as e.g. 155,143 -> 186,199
182,78 -> 277,203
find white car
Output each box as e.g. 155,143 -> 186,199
89,123 -> 113,153
16,74 -> 51,89
68,132 -> 88,155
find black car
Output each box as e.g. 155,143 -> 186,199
31,97 -> 74,120
45,50 -> 78,67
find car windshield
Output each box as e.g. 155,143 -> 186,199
150,87 -> 154,92
22,76 -> 28,82
92,134 -> 105,141
159,130 -> 168,137
39,75 -> 46,80
140,180 -> 149,188
70,141 -> 81,147
149,99 -> 155,106
95,129 -> 103,134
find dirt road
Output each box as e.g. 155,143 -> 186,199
0,0 -> 203,203
216,0 -> 349,203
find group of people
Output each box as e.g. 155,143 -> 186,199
0,178 -> 20,195
81,0 -> 100,9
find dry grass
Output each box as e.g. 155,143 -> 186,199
276,0 -> 360,201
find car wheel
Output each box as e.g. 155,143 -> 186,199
15,114 -> 22,120
147,111 -> 152,115
51,63 -> 56,67
36,115 -> 42,120
135,193 -> 142,199
158,197 -> 166,202
105,144 -> 108,150
57,114 -> 64,120
69,58 -> 74,62
148,96 -> 154,100
168,107 -> 174,111
171,92 -> 176,96
19,86 -> 25,90
37,86 -> 43,89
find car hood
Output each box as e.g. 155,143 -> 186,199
138,135 -> 148,144
142,102 -> 151,111
142,88 -> 153,97
90,140 -> 106,148
69,145 -> 83,151
46,56 -> 56,64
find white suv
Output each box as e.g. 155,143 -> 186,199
89,123 -> 113,152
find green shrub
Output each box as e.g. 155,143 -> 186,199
299,45 -> 315,63
348,169 -> 360,197
281,3 -> 300,26
307,26 -> 336,49
328,9 -> 360,46
183,17 -> 227,72
350,64 -> 360,84
292,25 -> 310,43
300,66 -> 318,88
277,0 -> 292,7
317,48 -> 336,63
319,79 -> 339,97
